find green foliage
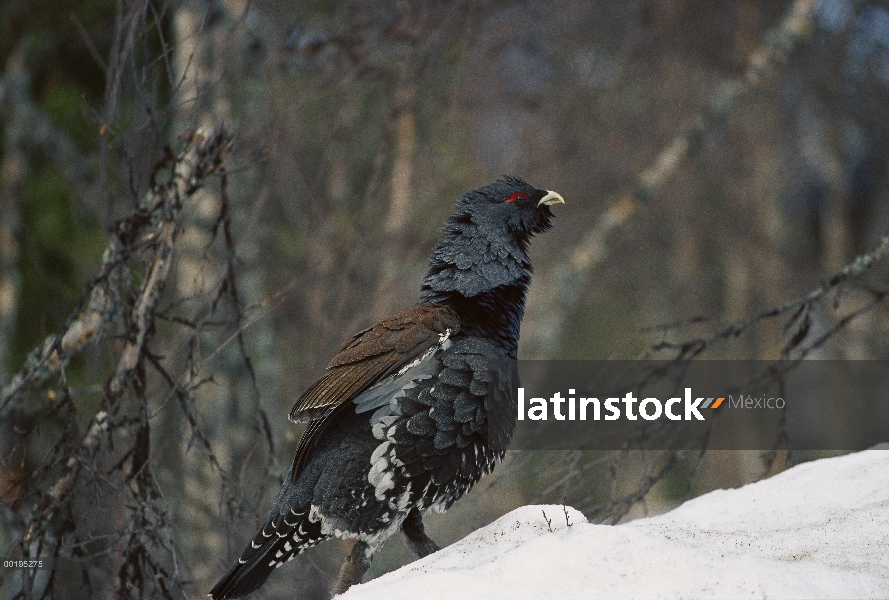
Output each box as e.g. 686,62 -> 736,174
11,164 -> 106,380
2,0 -> 116,379
1,0 -> 119,158
41,75 -> 96,152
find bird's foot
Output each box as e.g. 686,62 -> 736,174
402,508 -> 441,558
331,541 -> 372,597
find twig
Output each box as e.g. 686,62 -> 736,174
12,126 -> 231,557
541,509 -> 553,533
649,234 -> 889,359
1,128 -> 231,410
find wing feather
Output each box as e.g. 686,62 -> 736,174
286,304 -> 459,482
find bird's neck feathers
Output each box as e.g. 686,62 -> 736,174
419,218 -> 531,356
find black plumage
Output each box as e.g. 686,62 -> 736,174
209,176 -> 563,599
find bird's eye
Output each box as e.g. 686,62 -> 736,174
505,192 -> 529,204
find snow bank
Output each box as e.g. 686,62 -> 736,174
342,448 -> 889,599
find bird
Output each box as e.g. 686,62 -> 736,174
209,176 -> 563,599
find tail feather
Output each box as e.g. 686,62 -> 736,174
210,507 -> 326,599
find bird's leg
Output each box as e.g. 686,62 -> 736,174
402,508 -> 440,558
331,541 -> 372,597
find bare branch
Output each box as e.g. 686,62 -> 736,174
7,126 -> 231,600
1,128 -> 232,411
648,234 -> 889,359
525,0 -> 825,356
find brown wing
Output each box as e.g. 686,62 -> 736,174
287,303 -> 459,481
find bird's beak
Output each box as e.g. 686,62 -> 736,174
538,191 -> 565,207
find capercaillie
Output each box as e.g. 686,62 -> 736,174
210,176 -> 563,598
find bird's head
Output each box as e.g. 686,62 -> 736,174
421,176 -> 564,302
451,175 -> 564,247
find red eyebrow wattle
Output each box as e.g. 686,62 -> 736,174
505,192 -> 528,203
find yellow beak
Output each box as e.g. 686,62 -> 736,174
538,191 -> 565,207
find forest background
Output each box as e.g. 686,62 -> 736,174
2,0 -> 889,598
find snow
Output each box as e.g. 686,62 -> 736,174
341,447 -> 889,599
